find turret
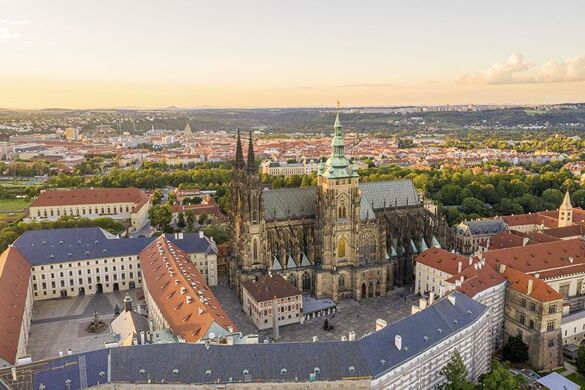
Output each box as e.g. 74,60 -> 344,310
247,131 -> 256,174
558,190 -> 573,227
235,130 -> 244,169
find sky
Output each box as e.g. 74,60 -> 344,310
1,0 -> 585,109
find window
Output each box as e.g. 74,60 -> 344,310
547,321 -> 555,331
548,305 -> 557,315
529,302 -> 536,312
520,298 -> 526,307
338,275 -> 345,288
337,238 -> 346,259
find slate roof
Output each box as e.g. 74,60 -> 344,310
261,179 -> 418,221
164,233 -> 217,255
262,187 -> 317,221
33,349 -> 108,390
357,291 -> 488,377
13,227 -> 155,266
461,219 -> 507,236
27,292 -> 486,385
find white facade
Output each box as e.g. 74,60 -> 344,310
31,255 -> 142,300
471,281 -> 507,352
260,159 -> 318,177
242,289 -> 303,330
371,305 -> 491,390
562,311 -> 585,345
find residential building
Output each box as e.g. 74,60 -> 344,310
165,232 -> 219,286
242,274 -> 302,330
414,247 -> 470,296
453,219 -> 508,255
27,187 -> 151,232
561,310 -> 585,346
64,127 -> 80,141
500,265 -> 564,372
139,236 -> 237,343
260,159 -> 319,176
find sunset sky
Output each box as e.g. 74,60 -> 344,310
1,0 -> 585,109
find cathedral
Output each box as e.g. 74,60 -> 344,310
229,114 -> 448,301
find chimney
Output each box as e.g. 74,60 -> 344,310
67,349 -> 72,356
468,257 -> 473,266
394,335 -> 402,351
58,349 -> 64,357
499,264 -> 506,274
349,331 -> 356,341
140,331 -> 146,345
11,367 -> 17,382
457,261 -> 462,273
522,237 -> 530,246
199,231 -> 204,239
376,319 -> 387,331
527,279 -> 533,295
313,336 -> 319,343
447,294 -> 456,306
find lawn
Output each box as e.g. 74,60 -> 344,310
566,372 -> 585,388
0,198 -> 31,212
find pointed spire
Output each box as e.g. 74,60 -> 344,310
247,131 -> 256,173
334,112 -> 341,129
561,190 -> 572,209
235,130 -> 244,169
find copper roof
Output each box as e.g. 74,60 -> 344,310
30,188 -> 148,208
501,266 -> 564,302
415,247 -> 470,275
0,247 -> 31,365
139,236 -> 236,342
242,274 -> 301,302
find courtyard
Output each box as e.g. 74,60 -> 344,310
211,279 -> 419,343
28,289 -> 145,361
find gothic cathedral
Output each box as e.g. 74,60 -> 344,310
229,114 -> 448,301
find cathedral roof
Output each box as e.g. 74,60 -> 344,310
263,187 -> 317,221
359,180 -> 419,220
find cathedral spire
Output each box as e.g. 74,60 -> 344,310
247,131 -> 256,173
235,130 -> 244,169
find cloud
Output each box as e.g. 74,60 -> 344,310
457,53 -> 585,85
0,27 -> 20,41
0,20 -> 30,25
337,83 -> 403,88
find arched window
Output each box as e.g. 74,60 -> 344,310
252,239 -> 259,261
337,238 -> 346,259
338,275 -> 345,288
302,272 -> 311,291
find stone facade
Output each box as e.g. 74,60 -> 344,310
229,115 -> 448,301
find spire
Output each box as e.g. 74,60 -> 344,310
235,130 -> 244,169
247,131 -> 256,173
331,112 -> 345,158
561,190 -> 572,209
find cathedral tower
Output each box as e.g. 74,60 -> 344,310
558,190 -> 573,227
316,113 -> 361,270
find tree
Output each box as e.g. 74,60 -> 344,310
438,350 -> 474,390
151,190 -> 163,206
439,184 -> 462,206
149,204 -> 172,232
203,223 -> 228,244
185,210 -> 195,232
461,197 -> 487,216
167,192 -> 177,205
541,188 -> 564,207
176,212 -> 185,229
572,189 -> 585,209
479,361 -> 527,389
576,345 -> 585,375
503,335 -> 529,363
198,213 -> 208,225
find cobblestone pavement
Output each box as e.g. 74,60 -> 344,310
211,278 -> 419,343
29,290 -> 145,361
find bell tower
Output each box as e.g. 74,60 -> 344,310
558,190 -> 573,227
316,112 -> 361,270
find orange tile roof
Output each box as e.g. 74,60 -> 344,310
484,239 -> 585,278
139,236 -> 236,342
501,266 -> 563,302
544,223 -> 585,239
483,231 -> 530,250
242,274 -> 301,302
0,247 -> 31,365
447,261 -> 506,298
416,247 -> 470,275
30,188 -> 148,208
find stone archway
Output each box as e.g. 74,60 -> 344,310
361,283 -> 367,299
368,282 -> 374,298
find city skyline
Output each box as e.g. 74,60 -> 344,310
1,0 -> 585,108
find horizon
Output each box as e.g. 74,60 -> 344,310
1,1 -> 585,109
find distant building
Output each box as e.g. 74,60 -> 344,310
260,158 -> 318,176
27,187 -> 150,232
242,274 -> 302,330
65,127 -> 80,141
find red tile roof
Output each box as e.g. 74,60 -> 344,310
30,188 -> 148,208
139,236 -> 236,342
447,261 -> 506,298
484,239 -> 585,278
242,274 -> 301,302
0,247 -> 31,365
483,231 -> 530,250
501,266 -> 564,302
544,223 -> 585,239
415,247 -> 470,275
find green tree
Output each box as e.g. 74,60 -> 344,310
479,361 -> 527,389
198,213 -> 208,225
541,188 -> 564,207
185,210 -> 195,232
167,192 -> 177,205
176,211 -> 185,229
461,197 -> 487,216
439,184 -> 462,206
576,345 -> 585,375
151,190 -> 163,205
438,350 -> 474,390
572,189 -> 585,209
502,335 -> 529,363
149,204 -> 173,232
203,223 -> 228,244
